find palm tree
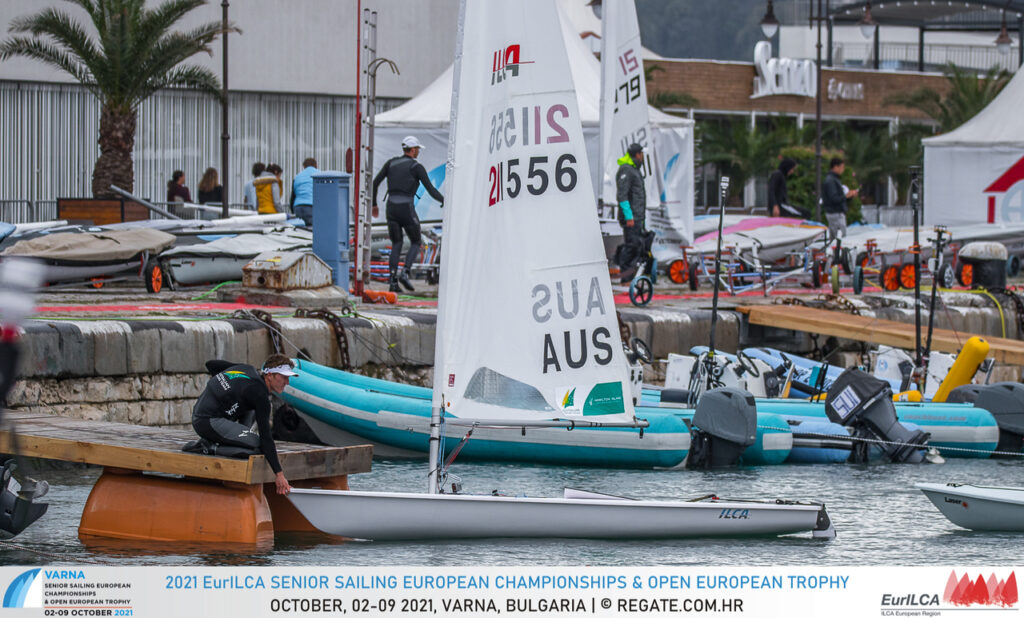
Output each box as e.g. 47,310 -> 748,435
1,0 -> 234,197
698,117 -> 786,201
884,63 -> 1010,133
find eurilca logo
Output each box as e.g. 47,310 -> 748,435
945,570 -> 1018,607
491,44 -> 534,85
3,568 -> 43,608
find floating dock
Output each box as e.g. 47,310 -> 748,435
0,411 -> 372,544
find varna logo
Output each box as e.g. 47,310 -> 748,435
491,44 -> 532,85
944,570 -> 1017,607
3,568 -> 43,608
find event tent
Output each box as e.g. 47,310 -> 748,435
369,1 -> 695,245
923,67 -> 1024,226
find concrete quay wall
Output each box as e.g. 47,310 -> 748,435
8,296 -> 1018,425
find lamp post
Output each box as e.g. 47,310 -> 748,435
995,10 -> 1012,56
809,0 -> 827,222
220,0 -> 230,218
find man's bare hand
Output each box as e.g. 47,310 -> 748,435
625,219 -> 635,227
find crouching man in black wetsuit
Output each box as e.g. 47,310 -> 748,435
372,135 -> 445,293
187,353 -> 295,494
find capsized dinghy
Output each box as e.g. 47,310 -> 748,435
917,483 -> 1024,531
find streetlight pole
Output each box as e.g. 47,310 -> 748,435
220,0 -> 230,218
810,0 -> 826,222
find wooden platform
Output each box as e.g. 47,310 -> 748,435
739,304 -> 1024,365
0,411 -> 372,484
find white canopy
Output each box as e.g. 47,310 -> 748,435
923,68 -> 1024,225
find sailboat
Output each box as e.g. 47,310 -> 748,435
287,0 -> 834,541
597,0 -> 692,262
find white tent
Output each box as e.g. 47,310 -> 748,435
370,0 -> 695,244
923,68 -> 1024,226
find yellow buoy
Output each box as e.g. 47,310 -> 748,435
931,336 -> 990,402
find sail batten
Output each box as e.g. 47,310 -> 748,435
432,1 -> 636,426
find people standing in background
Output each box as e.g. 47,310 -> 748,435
766,158 -> 811,219
254,164 -> 282,214
243,162 -> 265,211
290,157 -> 319,227
167,170 -> 191,203
822,157 -> 858,238
166,170 -> 191,217
373,136 -> 445,293
197,167 -> 223,205
614,143 -> 647,282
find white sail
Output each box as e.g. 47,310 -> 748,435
433,0 -> 637,426
599,0 -> 656,209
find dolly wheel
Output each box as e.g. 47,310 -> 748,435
956,262 -> 974,287
899,263 -> 917,289
882,264 -> 901,291
145,263 -> 163,293
937,263 -> 954,289
629,276 -> 654,306
688,261 -> 699,291
91,278 -> 105,289
811,259 -> 825,288
852,266 -> 865,294
831,265 -> 840,295
668,259 -> 689,284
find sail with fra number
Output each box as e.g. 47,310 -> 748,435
434,0 -> 637,426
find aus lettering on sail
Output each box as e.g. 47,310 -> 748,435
532,276 -> 613,374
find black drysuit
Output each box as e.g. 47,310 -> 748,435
372,155 -> 445,276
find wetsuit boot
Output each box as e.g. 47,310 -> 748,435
389,273 -> 401,293
398,269 -> 415,292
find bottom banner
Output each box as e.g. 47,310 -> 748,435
1,566 -> 1018,617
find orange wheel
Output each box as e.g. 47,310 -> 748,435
899,263 -> 917,289
882,265 -> 901,291
668,259 -> 689,284
91,278 -> 105,289
957,262 -> 974,287
145,263 -> 163,293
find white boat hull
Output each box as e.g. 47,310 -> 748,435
917,483 -> 1024,531
288,488 -> 831,541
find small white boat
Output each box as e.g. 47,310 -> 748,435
288,487 -> 832,541
917,483 -> 1024,531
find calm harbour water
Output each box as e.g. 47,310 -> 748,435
1,457 -> 1020,567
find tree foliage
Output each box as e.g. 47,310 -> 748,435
883,63 -> 1010,133
1,0 -> 236,196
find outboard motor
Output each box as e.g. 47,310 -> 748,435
687,387 -> 757,468
824,369 -> 929,463
950,382 -> 1024,456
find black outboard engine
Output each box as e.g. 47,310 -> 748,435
687,387 -> 757,468
824,369 -> 929,463
950,382 -> 1024,456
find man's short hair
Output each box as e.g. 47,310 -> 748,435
829,157 -> 844,169
262,353 -> 294,372
252,162 -> 266,177
302,157 -> 317,169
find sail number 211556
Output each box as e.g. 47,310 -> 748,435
488,103 -> 578,206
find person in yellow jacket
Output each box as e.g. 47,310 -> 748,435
253,163 -> 283,214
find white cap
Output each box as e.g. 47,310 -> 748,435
401,135 -> 424,149
263,364 -> 298,377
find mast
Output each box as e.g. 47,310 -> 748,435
598,0 -> 609,212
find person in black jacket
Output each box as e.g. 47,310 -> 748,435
766,158 -> 811,218
189,353 -> 296,495
822,157 -> 858,237
372,136 -> 445,293
615,142 -> 648,283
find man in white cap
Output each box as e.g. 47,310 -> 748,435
186,353 -> 297,494
372,135 -> 445,293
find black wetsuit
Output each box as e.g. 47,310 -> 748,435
372,155 -> 444,276
191,360 -> 282,474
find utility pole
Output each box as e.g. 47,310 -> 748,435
220,0 -> 230,218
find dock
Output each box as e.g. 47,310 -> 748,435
0,411 -> 372,544
739,304 -> 1024,365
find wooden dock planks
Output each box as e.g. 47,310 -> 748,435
739,304 -> 1024,365
0,411 -> 372,484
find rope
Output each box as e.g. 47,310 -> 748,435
189,280 -> 240,301
767,424 -> 1024,458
